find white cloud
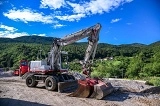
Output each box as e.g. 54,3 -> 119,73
38,34 -> 46,36
0,24 -> 47,38
55,14 -> 86,21
3,9 -> 54,24
111,18 -> 121,23
54,0 -> 133,22
3,0 -> 133,24
66,0 -> 133,15
0,31 -> 29,38
53,24 -> 66,29
32,34 -> 46,36
66,1 -> 85,14
53,11 -> 62,15
40,0 -> 65,9
0,25 -> 28,38
0,24 -> 18,32
5,32 -> 29,38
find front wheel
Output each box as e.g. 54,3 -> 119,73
45,76 -> 57,91
26,75 -> 38,87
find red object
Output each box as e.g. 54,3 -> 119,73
14,69 -> 19,76
69,78 -> 98,98
69,78 -> 113,99
14,60 -> 29,76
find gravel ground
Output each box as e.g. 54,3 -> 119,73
0,72 -> 160,106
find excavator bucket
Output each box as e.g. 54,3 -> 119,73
68,80 -> 92,98
68,79 -> 113,99
58,80 -> 78,93
90,81 -> 113,99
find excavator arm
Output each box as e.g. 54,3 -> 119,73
48,23 -> 101,76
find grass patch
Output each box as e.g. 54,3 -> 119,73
145,77 -> 160,86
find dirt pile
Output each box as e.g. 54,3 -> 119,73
0,70 -> 14,78
105,78 -> 153,93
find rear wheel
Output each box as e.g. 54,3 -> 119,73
45,76 -> 57,91
26,75 -> 38,87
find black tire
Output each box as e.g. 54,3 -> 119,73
26,75 -> 38,87
45,76 -> 57,91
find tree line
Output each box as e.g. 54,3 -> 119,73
0,36 -> 159,85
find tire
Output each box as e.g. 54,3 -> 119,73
26,75 -> 38,87
45,76 -> 57,91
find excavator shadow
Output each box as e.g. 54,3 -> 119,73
0,98 -> 49,106
103,90 -> 130,101
35,86 -> 46,89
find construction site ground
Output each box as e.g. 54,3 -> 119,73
0,71 -> 160,106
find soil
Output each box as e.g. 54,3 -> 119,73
0,71 -> 160,106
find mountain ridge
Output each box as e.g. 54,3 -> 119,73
0,36 -> 159,46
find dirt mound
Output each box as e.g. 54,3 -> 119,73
0,70 -> 14,78
104,78 -> 152,93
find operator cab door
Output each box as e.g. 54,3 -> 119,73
60,51 -> 68,72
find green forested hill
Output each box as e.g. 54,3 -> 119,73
0,36 -> 54,44
0,36 -> 160,83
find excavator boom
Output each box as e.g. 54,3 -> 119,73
48,23 -> 113,99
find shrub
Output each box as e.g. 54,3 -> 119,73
146,77 -> 160,86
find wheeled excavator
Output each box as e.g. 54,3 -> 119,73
22,23 -> 113,99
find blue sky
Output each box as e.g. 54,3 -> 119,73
0,0 -> 159,45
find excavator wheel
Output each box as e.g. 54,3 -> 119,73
45,76 -> 58,91
26,75 -> 38,87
